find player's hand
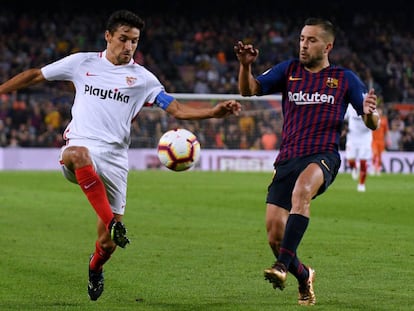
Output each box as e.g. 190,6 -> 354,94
234,41 -> 259,65
362,88 -> 379,130
363,88 -> 377,115
213,100 -> 242,117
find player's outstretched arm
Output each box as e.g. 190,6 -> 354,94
0,68 -> 45,94
166,99 -> 241,120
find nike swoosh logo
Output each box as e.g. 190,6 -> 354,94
289,76 -> 302,81
84,180 -> 97,189
321,159 -> 330,171
86,72 -> 98,76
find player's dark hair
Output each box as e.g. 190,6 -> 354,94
304,17 -> 336,39
106,10 -> 145,34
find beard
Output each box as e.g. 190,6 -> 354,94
300,52 -> 324,70
116,54 -> 132,65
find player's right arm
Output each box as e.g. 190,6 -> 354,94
0,68 -> 45,94
234,41 -> 261,96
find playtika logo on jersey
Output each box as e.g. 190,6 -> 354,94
84,85 -> 130,103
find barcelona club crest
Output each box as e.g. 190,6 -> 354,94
326,77 -> 338,88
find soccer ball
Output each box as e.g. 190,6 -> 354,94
157,128 -> 201,171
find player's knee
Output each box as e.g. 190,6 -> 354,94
292,182 -> 313,202
291,186 -> 313,215
62,146 -> 92,169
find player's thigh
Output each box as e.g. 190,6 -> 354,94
295,163 -> 324,196
59,145 -> 97,184
291,164 -> 324,216
266,163 -> 297,211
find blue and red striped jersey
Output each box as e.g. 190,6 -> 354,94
257,59 -> 367,164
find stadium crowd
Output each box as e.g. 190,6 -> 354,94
0,7 -> 413,151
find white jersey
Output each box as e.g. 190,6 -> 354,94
344,104 -> 372,146
344,104 -> 372,160
41,50 -> 164,149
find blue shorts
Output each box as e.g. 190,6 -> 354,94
266,152 -> 341,211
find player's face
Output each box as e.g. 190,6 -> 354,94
105,25 -> 140,65
299,25 -> 331,71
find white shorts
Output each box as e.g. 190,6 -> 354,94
59,143 -> 129,215
345,143 -> 372,161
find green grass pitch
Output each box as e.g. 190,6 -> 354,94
0,170 -> 413,310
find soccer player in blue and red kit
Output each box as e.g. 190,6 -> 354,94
234,17 -> 379,305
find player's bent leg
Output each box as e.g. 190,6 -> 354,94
88,254 -> 104,301
264,204 -> 289,290
87,217 -> 127,300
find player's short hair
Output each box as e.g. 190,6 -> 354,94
106,10 -> 145,34
304,17 -> 336,40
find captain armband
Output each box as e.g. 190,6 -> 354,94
155,91 -> 175,110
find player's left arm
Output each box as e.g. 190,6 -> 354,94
346,70 -> 379,130
167,99 -> 241,119
155,91 -> 241,120
361,88 -> 379,130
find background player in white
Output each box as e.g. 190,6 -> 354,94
344,103 -> 373,192
0,10 -> 241,301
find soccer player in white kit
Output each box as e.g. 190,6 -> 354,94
0,10 -> 241,301
344,104 -> 373,192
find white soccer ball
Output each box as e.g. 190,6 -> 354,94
157,128 -> 201,172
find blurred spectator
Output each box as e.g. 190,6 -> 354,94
9,95 -> 29,130
37,123 -> 63,147
401,125 -> 414,151
382,78 -> 402,102
387,119 -> 402,151
260,125 -> 278,150
239,133 -> 250,149
215,125 -> 227,149
0,120 -> 8,146
225,123 -> 241,149
43,100 -> 61,130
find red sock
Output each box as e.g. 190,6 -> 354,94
348,159 -> 356,169
75,165 -> 114,228
89,240 -> 114,272
360,160 -> 367,184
